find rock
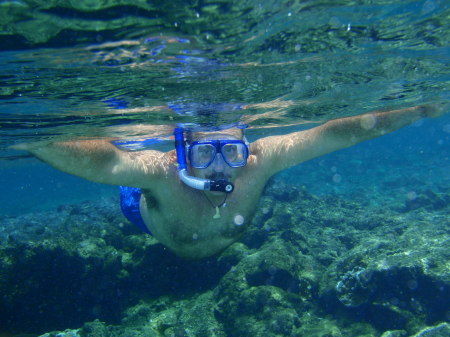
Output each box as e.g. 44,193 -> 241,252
1,183 -> 448,337
410,323 -> 450,337
38,329 -> 81,337
323,204 -> 449,332
403,189 -> 449,212
214,235 -> 322,336
381,330 -> 407,337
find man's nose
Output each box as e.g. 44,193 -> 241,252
212,153 -> 225,172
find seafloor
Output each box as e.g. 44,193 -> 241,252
0,177 -> 448,337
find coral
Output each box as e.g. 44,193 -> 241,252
1,182 -> 448,337
410,323 -> 450,337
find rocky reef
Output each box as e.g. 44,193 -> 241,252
0,180 -> 448,337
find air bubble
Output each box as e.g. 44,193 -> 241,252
234,215 -> 245,226
329,17 -> 341,28
406,191 -> 417,201
360,114 -> 376,130
422,0 -> 437,14
407,279 -> 418,290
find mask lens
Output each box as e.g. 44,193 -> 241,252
191,143 -> 216,167
222,143 -> 246,167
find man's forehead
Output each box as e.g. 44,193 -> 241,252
190,129 -> 243,141
197,133 -> 239,141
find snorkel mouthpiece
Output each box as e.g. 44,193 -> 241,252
174,127 -> 234,193
209,179 -> 234,193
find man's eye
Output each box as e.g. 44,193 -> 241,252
200,147 -> 212,153
224,146 -> 237,153
198,147 -> 213,156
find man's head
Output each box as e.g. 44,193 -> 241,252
186,128 -> 248,187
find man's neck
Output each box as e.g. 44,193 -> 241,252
203,191 -> 228,207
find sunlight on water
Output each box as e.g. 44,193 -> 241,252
0,0 -> 449,161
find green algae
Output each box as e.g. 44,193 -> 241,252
1,181 -> 449,337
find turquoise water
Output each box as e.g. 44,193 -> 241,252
1,0 -> 449,213
0,0 -> 449,336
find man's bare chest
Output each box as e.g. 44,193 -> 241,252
143,187 -> 259,238
151,190 -> 251,227
138,175 -> 266,258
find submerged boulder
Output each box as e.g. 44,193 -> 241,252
1,182 -> 448,337
410,323 -> 450,337
320,202 -> 449,333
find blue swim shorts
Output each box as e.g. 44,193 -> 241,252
119,186 -> 152,235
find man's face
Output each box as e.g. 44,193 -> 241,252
189,133 -> 243,186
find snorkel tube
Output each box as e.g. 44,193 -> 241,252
174,127 -> 234,193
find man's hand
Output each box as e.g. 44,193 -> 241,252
10,140 -> 51,152
421,102 -> 449,118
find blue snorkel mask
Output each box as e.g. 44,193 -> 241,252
174,126 -> 248,193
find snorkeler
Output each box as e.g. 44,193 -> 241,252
12,103 -> 446,259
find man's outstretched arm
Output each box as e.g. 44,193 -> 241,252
12,139 -> 173,188
251,103 -> 447,178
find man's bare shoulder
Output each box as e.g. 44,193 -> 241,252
247,127 -> 325,179
249,128 -> 316,156
124,148 -> 175,161
116,148 -> 177,179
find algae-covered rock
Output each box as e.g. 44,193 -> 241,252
1,181 -> 448,337
403,190 -> 449,212
0,198 -> 226,335
380,330 -> 408,337
320,198 -> 449,333
38,329 -> 81,337
214,234 -> 322,336
409,323 -> 450,337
